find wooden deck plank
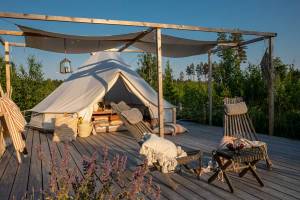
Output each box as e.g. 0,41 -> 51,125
82,135 -> 156,200
39,133 -> 52,195
9,129 -> 34,200
27,130 -> 43,196
110,132 -> 261,200
2,122 -> 300,200
93,133 -> 183,200
72,137 -> 127,199
0,148 -> 19,199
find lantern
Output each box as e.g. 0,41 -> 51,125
59,58 -> 72,74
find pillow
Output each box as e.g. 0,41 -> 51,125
175,124 -> 188,134
153,125 -> 175,135
224,102 -> 248,115
110,120 -> 123,126
53,115 -> 78,142
121,108 -> 143,124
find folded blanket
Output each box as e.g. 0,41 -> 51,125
140,134 -> 187,173
219,136 -> 266,150
121,108 -> 143,124
224,102 -> 248,115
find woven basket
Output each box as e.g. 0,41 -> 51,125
78,122 -> 92,138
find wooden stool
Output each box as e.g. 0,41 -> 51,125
208,147 -> 264,193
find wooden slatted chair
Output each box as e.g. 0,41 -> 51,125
208,97 -> 272,192
223,97 -> 272,169
110,101 -> 202,190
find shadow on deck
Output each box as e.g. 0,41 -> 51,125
0,121 -> 300,200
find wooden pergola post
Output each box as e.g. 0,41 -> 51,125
268,37 -> 274,136
208,51 -> 212,125
155,28 -> 164,137
4,41 -> 11,97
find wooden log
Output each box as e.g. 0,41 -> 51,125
0,12 -> 277,37
208,51 -> 212,125
156,28 -> 164,137
8,42 -> 26,47
0,36 -> 4,45
118,27 -> 154,52
211,36 -> 267,54
4,42 -> 11,97
268,37 -> 274,136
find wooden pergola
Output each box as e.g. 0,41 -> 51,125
0,12 -> 277,136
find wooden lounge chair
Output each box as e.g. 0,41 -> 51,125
223,97 -> 272,169
110,101 -> 202,190
208,97 -> 272,192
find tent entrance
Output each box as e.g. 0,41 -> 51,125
102,77 -> 152,121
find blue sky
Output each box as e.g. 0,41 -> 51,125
0,0 -> 299,79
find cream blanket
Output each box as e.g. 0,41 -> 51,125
140,134 -> 187,173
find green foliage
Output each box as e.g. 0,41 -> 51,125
137,53 -> 158,90
163,61 -> 178,104
136,51 -> 300,139
0,54 -> 62,111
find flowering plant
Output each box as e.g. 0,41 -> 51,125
20,144 -> 160,200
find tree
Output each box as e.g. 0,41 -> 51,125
185,63 -> 195,81
0,54 -> 62,111
179,71 -> 185,81
136,53 -> 158,90
163,60 -> 177,104
214,32 -> 247,97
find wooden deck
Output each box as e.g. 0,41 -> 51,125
1,121 -> 300,200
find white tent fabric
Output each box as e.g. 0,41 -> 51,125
30,52 -> 175,130
18,25 -> 217,57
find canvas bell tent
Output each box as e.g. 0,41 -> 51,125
29,52 -> 175,131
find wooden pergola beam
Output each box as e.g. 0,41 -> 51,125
155,28 -> 164,137
4,42 -> 11,97
8,42 -> 145,53
0,12 -> 277,37
0,36 -> 5,45
211,36 -> 267,54
8,42 -> 26,47
118,28 -> 154,52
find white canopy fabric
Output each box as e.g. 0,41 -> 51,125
30,52 -> 175,130
18,25 -> 217,57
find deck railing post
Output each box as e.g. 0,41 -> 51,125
208,51 -> 212,125
155,28 -> 164,137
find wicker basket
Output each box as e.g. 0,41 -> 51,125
78,122 -> 93,138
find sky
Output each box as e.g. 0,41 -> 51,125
0,0 -> 299,79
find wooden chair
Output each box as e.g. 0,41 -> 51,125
208,97 -> 271,192
223,97 -> 272,169
111,102 -> 202,190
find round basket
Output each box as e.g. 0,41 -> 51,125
78,122 -> 93,138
